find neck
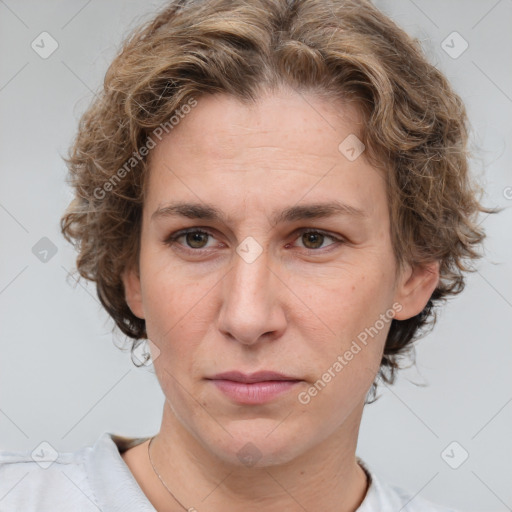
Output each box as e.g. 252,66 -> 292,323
145,401 -> 369,512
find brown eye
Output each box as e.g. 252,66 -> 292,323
293,230 -> 341,251
185,231 -> 209,249
164,229 -> 215,251
301,232 -> 325,249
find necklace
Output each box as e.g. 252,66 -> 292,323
148,436 -> 370,511
147,435 -> 190,511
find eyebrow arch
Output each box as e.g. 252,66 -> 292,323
151,200 -> 368,225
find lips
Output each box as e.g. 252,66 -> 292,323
206,371 -> 302,405
207,370 -> 300,383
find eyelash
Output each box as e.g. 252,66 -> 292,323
163,227 -> 345,255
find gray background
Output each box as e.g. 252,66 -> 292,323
0,1 -> 511,510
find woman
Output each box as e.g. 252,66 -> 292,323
0,0 -> 491,510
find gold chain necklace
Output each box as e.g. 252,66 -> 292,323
147,436 -> 190,511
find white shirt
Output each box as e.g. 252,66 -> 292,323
0,432 -> 461,511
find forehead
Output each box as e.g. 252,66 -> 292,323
154,89 -> 364,159
144,89 -> 384,221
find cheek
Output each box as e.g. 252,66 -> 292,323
139,252 -> 210,338
141,274 -> 223,391
297,263 -> 395,335
290,262 -> 395,390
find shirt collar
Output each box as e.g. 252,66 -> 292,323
84,431 -> 156,511
86,432 -> 399,511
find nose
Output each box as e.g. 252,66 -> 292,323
217,247 -> 287,346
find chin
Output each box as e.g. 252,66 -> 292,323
205,420 -> 315,468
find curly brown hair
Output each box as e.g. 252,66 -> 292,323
60,0 -> 495,402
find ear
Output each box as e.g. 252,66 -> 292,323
121,265 -> 145,320
392,260 -> 440,321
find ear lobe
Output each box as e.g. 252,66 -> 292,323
121,266 -> 145,320
393,260 -> 440,321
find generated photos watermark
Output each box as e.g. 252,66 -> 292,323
93,97 -> 198,200
297,301 -> 403,405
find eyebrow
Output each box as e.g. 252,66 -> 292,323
151,200 -> 368,225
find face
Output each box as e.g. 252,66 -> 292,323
123,88 -> 438,467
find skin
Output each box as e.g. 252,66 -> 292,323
121,86 -> 439,512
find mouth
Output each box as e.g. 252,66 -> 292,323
205,371 -> 302,405
207,370 -> 300,383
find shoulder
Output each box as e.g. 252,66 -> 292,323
357,457 -> 464,512
0,432 -> 154,512
0,437 -> 96,511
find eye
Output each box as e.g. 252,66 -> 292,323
164,228 -> 217,251
163,227 -> 344,254
289,229 -> 343,251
